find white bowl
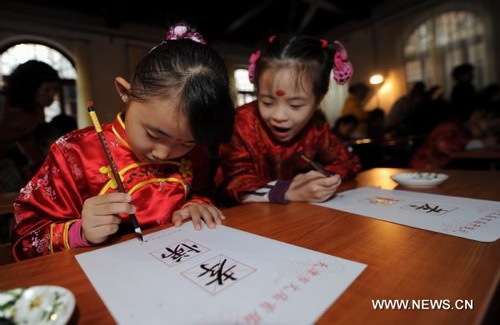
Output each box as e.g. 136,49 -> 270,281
390,172 -> 449,188
0,285 -> 75,325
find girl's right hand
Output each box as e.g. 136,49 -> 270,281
285,171 -> 341,202
81,193 -> 135,244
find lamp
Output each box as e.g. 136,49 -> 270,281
369,74 -> 384,85
369,74 -> 384,108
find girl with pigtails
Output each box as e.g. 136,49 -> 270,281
12,24 -> 235,260
219,35 -> 361,204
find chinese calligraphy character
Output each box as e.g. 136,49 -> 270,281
368,196 -> 399,205
182,254 -> 257,295
284,283 -> 300,291
161,243 -> 201,262
273,290 -> 288,302
198,258 -> 238,286
401,201 -> 457,216
453,210 -> 500,233
150,240 -> 209,267
259,301 -> 277,313
409,203 -> 445,213
314,261 -> 328,268
243,311 -> 261,324
298,276 -> 310,284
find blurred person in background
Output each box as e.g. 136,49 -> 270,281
0,60 -> 60,192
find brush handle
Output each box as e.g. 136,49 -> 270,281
298,152 -> 331,177
88,105 -> 143,241
308,160 -> 331,177
97,133 -> 127,192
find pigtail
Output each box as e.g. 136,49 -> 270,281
248,34 -> 281,83
248,50 -> 261,83
330,40 -> 353,85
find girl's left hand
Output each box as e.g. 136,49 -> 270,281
172,203 -> 225,230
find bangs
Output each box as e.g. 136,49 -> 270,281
180,72 -> 234,146
258,60 -> 320,98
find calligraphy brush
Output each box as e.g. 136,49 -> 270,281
87,101 -> 144,241
296,146 -> 331,177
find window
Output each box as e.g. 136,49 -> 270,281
0,42 -> 77,122
234,68 -> 256,106
403,11 -> 488,95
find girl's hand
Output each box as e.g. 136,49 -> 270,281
81,193 -> 134,244
172,203 -> 225,230
285,170 -> 342,202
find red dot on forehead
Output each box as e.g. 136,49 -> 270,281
276,89 -> 286,97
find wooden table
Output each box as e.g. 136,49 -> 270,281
450,150 -> 500,160
1,168 -> 499,324
449,150 -> 500,171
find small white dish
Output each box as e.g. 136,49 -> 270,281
0,285 -> 75,325
390,172 -> 449,188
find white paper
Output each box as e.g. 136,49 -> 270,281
315,187 -> 500,242
76,223 -> 366,325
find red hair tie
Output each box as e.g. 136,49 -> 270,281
332,40 -> 353,85
268,35 -> 277,43
320,39 -> 328,48
248,50 -> 261,83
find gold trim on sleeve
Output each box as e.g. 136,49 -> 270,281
63,220 -> 79,250
128,178 -> 188,197
49,223 -> 55,254
98,161 -> 182,195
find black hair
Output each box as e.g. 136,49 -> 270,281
253,35 -> 345,102
6,60 -> 60,112
129,28 -> 234,146
334,114 -> 358,128
348,82 -> 369,94
410,81 -> 426,96
452,63 -> 474,80
35,114 -> 78,153
473,103 -> 500,136
368,108 -> 385,119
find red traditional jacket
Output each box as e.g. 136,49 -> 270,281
219,101 -> 361,203
12,113 -> 212,260
409,119 -> 470,169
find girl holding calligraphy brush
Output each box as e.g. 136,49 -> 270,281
12,24 -> 234,260
219,35 -> 361,204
